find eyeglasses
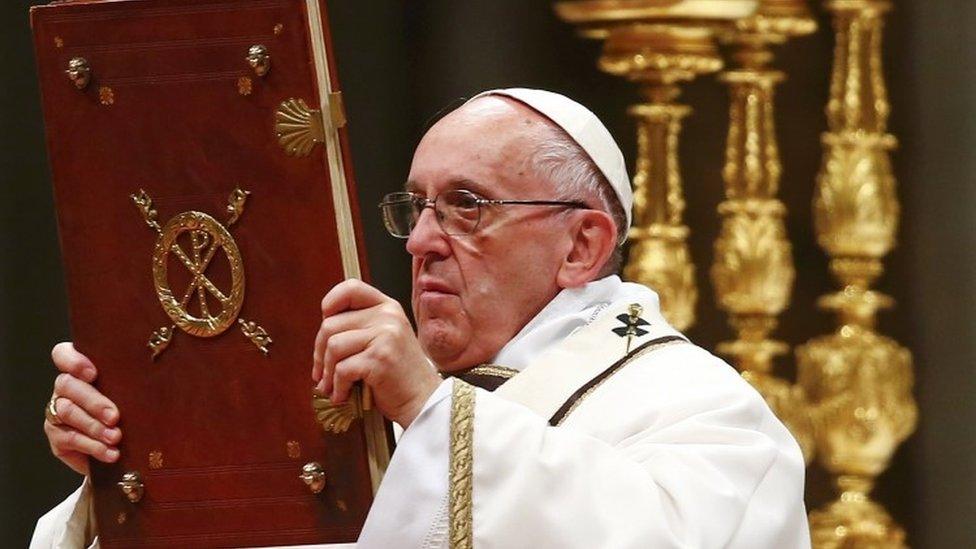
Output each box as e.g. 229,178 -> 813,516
379,189 -> 590,238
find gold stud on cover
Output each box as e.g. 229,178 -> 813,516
65,57 -> 91,90
299,462 -> 326,494
117,471 -> 144,503
246,44 -> 271,77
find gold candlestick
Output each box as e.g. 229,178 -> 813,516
712,1 -> 817,463
796,1 -> 917,546
554,0 -> 758,331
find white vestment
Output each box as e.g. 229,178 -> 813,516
31,276 -> 810,548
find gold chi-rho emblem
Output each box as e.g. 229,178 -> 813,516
131,187 -> 271,358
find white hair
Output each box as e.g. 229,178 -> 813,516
529,123 -> 627,276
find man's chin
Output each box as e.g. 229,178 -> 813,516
417,319 -> 468,370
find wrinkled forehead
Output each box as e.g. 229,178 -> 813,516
407,97 -> 557,198
435,95 -> 552,137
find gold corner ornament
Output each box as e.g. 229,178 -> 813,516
239,318 -> 272,354
312,385 -> 366,434
131,187 -> 271,358
275,93 -> 346,157
276,98 -> 324,157
148,326 -> 174,359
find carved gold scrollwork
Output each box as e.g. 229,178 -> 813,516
798,1 -> 915,546
798,325 -> 915,548
711,0 -> 817,465
712,200 -> 793,317
814,132 -> 899,261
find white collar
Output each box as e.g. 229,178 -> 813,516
491,275 -> 664,372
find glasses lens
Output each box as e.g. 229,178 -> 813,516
379,192 -> 420,238
438,190 -> 481,235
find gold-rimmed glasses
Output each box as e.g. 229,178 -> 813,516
379,189 -> 590,238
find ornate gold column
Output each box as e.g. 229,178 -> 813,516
796,1 -> 916,546
711,2 -> 816,462
554,0 -> 758,331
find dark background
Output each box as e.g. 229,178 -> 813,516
2,0 -> 973,546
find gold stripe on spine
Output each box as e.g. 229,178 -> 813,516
303,0 -> 389,494
797,1 -> 915,547
448,380 -> 475,549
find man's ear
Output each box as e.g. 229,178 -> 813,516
556,210 -> 617,288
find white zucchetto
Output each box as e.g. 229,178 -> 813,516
468,88 -> 633,235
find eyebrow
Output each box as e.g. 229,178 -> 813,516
404,178 -> 495,198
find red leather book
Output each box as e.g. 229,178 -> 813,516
31,0 -> 389,546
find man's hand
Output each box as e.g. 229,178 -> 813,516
44,342 -> 122,475
312,279 -> 442,428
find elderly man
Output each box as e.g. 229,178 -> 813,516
33,88 -> 809,548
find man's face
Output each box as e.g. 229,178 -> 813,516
405,98 -> 572,371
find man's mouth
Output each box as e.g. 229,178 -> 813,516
416,277 -> 456,296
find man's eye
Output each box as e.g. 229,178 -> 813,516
447,193 -> 479,210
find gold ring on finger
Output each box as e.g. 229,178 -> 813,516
45,395 -> 65,426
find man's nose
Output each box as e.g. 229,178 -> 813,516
406,206 -> 451,258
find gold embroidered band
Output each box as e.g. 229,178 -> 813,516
454,363 -> 519,392
466,364 -> 518,379
449,379 -> 475,549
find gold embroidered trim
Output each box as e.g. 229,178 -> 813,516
467,364 -> 518,379
554,339 -> 686,426
449,379 -> 475,549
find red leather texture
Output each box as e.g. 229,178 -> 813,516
32,0 -> 380,545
